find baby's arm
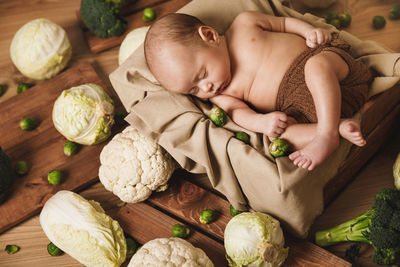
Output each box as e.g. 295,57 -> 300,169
234,11 -> 332,48
210,95 -> 288,138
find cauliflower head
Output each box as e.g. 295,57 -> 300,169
128,237 -> 214,267
99,126 -> 176,203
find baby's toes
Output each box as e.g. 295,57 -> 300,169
289,151 -> 301,161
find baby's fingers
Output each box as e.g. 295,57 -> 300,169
278,121 -> 288,129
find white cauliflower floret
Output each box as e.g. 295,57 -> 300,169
99,126 -> 176,203
128,237 -> 214,267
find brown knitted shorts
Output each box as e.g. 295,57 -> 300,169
276,35 -> 371,123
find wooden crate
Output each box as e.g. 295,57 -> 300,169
117,175 -> 351,266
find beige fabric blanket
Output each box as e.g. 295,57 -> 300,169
109,0 -> 400,238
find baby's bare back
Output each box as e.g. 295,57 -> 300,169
225,22 -> 308,113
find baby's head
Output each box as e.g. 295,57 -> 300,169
144,13 -> 231,99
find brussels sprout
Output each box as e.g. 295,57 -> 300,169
339,13 -> 352,28
269,138 -> 289,158
372,16 -> 386,29
230,204 -> 243,217
390,4 -> 400,20
172,224 -> 190,238
199,209 -> 216,224
325,10 -> 339,22
155,183 -> 169,192
209,106 -> 227,127
14,160 -> 29,175
52,83 -> 115,145
329,18 -> 341,29
16,83 -> 34,94
143,8 -> 156,22
394,153 -> 400,190
126,237 -> 139,256
5,244 -> 20,254
116,201 -> 126,207
0,85 -> 6,97
235,131 -> 250,144
63,141 -> 79,156
47,242 -> 63,256
48,170 -> 63,185
10,19 -> 72,80
20,117 -> 37,131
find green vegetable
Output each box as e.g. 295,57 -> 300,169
269,138 -> 289,158
52,83 -> 115,145
394,153 -> 400,190
155,183 -> 169,192
40,190 -> 127,266
171,224 -> 190,238
224,212 -> 289,267
143,8 -> 156,22
345,242 -> 361,263
14,160 -> 29,175
63,141 -> 80,156
0,85 -> 6,97
47,242 -> 63,256
0,147 -> 14,204
126,237 -> 138,256
47,170 -> 63,185
235,131 -> 250,144
116,201 -> 126,207
229,204 -> 243,217
315,188 -> 400,265
209,105 -> 227,127
80,0 -> 127,38
325,10 -> 339,22
5,244 -> 20,254
199,209 -> 216,224
106,0 -> 131,14
10,19 -> 72,80
390,4 -> 400,20
372,15 -> 386,29
329,18 -> 341,29
339,13 -> 352,28
16,83 -> 33,94
20,117 -> 37,131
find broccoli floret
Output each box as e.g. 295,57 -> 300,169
315,188 -> 400,265
80,0 -> 126,38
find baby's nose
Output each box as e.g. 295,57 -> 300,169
200,81 -> 213,92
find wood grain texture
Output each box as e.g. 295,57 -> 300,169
146,175 -> 351,266
0,62 -> 118,234
117,202 -> 228,266
80,0 -> 191,53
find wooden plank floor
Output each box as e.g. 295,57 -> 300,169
0,0 -> 399,266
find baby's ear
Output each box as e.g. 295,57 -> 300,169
198,26 -> 219,44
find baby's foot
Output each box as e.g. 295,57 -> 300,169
289,133 -> 339,171
339,119 -> 366,146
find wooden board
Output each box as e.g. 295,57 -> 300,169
0,62 -> 121,234
117,175 -> 351,266
77,0 -> 191,53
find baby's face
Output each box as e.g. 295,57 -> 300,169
153,39 -> 231,99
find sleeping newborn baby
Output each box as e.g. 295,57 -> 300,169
143,12 -> 371,171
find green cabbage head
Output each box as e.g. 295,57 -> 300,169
40,190 -> 127,267
10,18 -> 72,80
224,212 -> 289,267
52,83 -> 114,145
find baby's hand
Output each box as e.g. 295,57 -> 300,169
259,112 -> 288,138
305,28 -> 332,48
